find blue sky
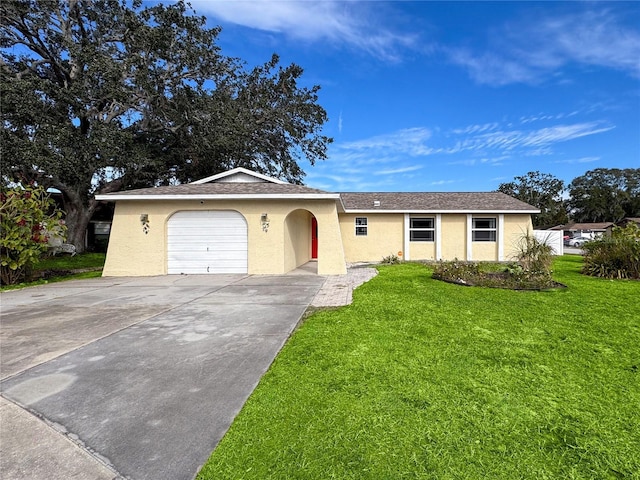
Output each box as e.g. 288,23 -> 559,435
188,1 -> 640,193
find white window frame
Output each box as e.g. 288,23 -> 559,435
472,217 -> 497,242
409,217 -> 435,242
355,217 -> 368,236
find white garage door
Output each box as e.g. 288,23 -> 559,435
167,211 -> 248,274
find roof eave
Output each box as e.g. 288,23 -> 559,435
343,209 -> 540,214
95,193 -> 341,201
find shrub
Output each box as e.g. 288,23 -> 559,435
0,184 -> 66,285
432,260 -> 559,290
381,253 -> 402,265
432,232 -> 560,290
432,259 -> 481,285
582,223 -> 640,279
513,230 -> 554,275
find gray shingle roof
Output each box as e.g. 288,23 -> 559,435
98,182 -> 538,212
99,183 -> 331,196
339,192 -> 538,212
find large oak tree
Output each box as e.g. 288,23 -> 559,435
1,0 -> 332,251
497,171 -> 568,229
569,168 -> 640,223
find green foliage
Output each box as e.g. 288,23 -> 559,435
433,231 -> 558,290
514,230 -> 554,275
1,0 -> 331,250
499,168 -> 640,226
380,253 -> 401,264
432,259 -> 481,284
198,260 -> 640,480
497,171 -> 568,229
0,252 -> 105,291
36,252 -> 106,272
582,223 -> 640,279
569,168 -> 640,223
0,184 -> 65,285
432,259 -> 559,290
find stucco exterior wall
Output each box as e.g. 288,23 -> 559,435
440,214 -> 468,260
472,241 -> 498,261
103,203 -> 167,276
339,213 -> 404,263
103,197 -> 534,276
103,199 -> 346,276
503,214 -> 534,260
408,241 -> 437,261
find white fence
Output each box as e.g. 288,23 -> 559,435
533,230 -> 564,255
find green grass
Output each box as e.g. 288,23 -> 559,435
35,252 -> 106,271
198,256 -> 640,480
0,253 -> 105,291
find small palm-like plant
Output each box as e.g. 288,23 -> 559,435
514,230 -> 554,276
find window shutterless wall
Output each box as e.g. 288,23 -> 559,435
339,213 -> 404,262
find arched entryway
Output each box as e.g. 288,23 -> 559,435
284,209 -> 317,273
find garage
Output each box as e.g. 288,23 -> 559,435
167,210 -> 248,274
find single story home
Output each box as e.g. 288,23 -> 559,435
96,168 -> 539,276
550,222 -> 613,239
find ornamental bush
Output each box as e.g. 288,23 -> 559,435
0,185 -> 66,285
582,223 -> 640,279
513,230 -> 554,276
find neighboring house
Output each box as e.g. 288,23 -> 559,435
96,168 -> 539,276
606,217 -> 640,236
550,222 -> 613,239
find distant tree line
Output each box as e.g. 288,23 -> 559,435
497,168 -> 640,229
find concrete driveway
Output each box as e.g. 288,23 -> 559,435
0,273 -> 325,480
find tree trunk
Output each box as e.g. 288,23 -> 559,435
61,192 -> 95,254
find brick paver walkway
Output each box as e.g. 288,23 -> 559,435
311,266 -> 378,307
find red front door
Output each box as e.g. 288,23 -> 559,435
311,217 -> 318,259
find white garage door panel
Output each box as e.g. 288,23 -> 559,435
167,211 -> 248,274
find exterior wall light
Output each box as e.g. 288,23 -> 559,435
261,213 -> 270,232
140,214 -> 150,234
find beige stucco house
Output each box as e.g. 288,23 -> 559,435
96,168 -> 538,276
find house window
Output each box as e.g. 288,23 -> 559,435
410,217 -> 435,242
355,217 -> 368,236
472,217 -> 497,242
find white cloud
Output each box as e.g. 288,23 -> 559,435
448,122 -> 614,153
448,156 -> 510,166
521,123 -> 615,147
449,9 -> 640,85
340,127 -> 434,156
451,123 -> 500,135
429,180 -> 457,186
190,0 -> 417,61
374,165 -> 422,176
554,156 -> 601,164
448,50 -> 535,86
303,117 -> 614,191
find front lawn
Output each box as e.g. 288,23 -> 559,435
0,253 -> 105,291
198,256 -> 640,479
